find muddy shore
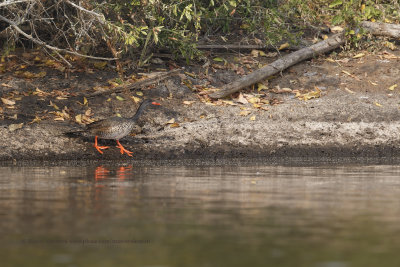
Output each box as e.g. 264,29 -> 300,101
1,50 -> 400,162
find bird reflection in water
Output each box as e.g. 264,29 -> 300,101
94,165 -> 133,181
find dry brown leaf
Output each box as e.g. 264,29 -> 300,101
1,98 -> 15,105
248,97 -> 259,104
353,53 -> 365,59
279,43 -> 289,50
381,51 -> 398,59
75,114 -> 82,124
235,66 -> 245,75
296,87 -> 321,101
250,50 -> 260,58
1,83 -> 12,88
236,93 -> 248,104
8,123 -> 23,132
239,110 -> 251,116
184,72 -> 197,78
388,84 -> 398,91
15,71 -> 46,79
108,81 -> 119,87
384,41 -> 396,50
130,96 -> 141,103
166,118 -> 175,124
249,115 -> 256,121
271,87 -> 292,94
33,87 -> 50,97
341,70 -> 360,80
221,100 -> 237,106
29,116 -> 42,124
344,87 -> 355,94
44,59 -> 56,66
93,61 -> 107,69
49,101 -> 59,110
257,82 -> 268,91
170,123 -> 180,128
368,80 -> 378,86
85,108 -> 93,117
331,26 -> 344,32
82,115 -> 95,124
183,100 -> 196,105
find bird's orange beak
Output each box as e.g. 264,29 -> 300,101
152,102 -> 161,106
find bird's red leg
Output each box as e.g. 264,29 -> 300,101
94,136 -> 109,154
116,140 -> 133,157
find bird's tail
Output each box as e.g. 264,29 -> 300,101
64,130 -> 85,137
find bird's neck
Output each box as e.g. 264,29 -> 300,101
129,102 -> 149,121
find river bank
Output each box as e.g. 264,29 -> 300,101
1,49 -> 399,161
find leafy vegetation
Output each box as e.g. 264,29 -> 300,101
0,0 -> 399,66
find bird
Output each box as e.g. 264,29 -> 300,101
68,99 -> 161,157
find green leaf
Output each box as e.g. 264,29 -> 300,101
153,32 -> 159,44
329,0 -> 342,8
213,57 -> 224,62
185,12 -> 192,21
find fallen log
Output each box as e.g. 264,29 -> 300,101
360,21 -> 400,38
87,68 -> 181,97
209,21 -> 400,99
209,33 -> 345,99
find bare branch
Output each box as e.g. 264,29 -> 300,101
87,69 -> 181,97
0,0 -> 32,8
64,0 -> 105,23
0,14 -> 117,61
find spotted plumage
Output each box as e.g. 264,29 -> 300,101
68,99 -> 161,156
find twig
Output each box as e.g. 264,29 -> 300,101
53,50 -> 72,67
87,69 -> 181,97
65,0 -> 105,23
196,44 -> 304,51
0,14 -> 117,61
0,0 -> 32,8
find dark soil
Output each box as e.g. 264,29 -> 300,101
1,46 -> 400,162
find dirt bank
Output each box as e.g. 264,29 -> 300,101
1,49 -> 400,161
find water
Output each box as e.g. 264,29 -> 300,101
1,163 -> 400,266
